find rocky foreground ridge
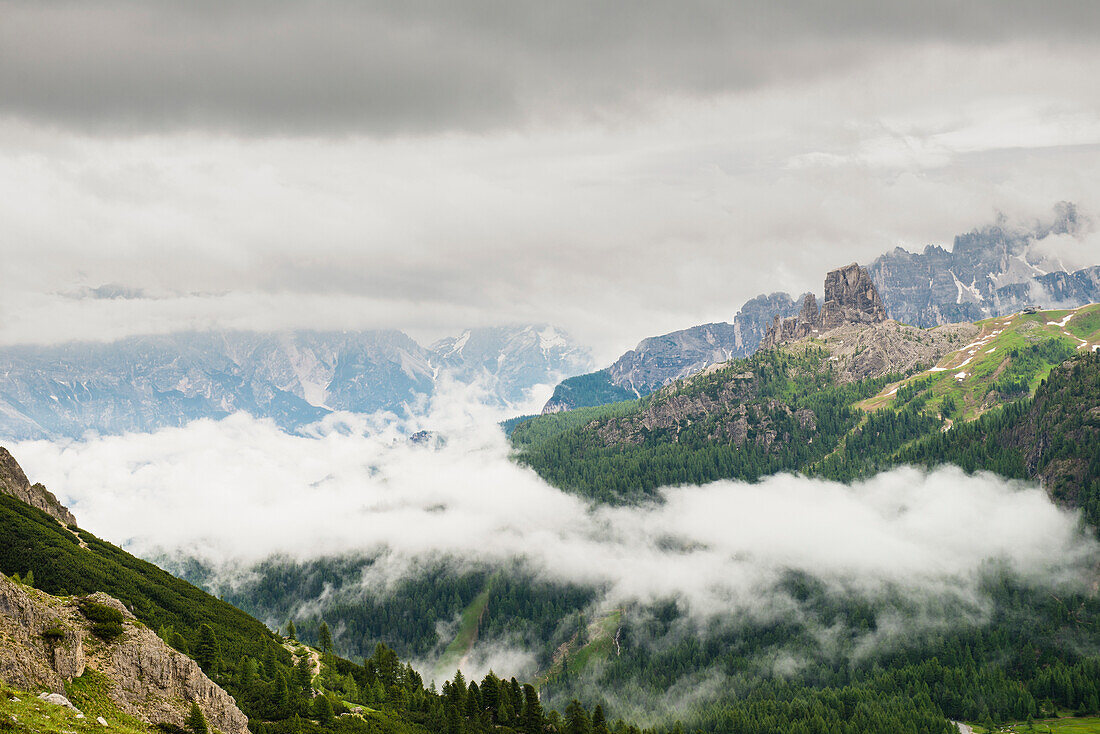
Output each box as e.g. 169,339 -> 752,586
0,571 -> 248,734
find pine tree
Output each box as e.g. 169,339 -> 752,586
318,621 -> 333,655
23,569 -> 34,588
522,684 -> 543,734
286,619 -> 297,641
312,694 -> 334,725
186,703 -> 208,734
195,624 -> 220,676
592,704 -> 609,734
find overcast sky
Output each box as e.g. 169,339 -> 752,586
2,1 -> 1100,361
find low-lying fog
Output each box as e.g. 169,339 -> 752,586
14,380 -> 1098,686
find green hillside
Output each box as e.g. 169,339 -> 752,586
512,305 -> 1100,507
0,493 -> 618,734
859,304 -> 1100,421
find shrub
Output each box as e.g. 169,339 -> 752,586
78,600 -> 124,624
78,600 -> 126,641
42,624 -> 67,642
90,621 -> 125,640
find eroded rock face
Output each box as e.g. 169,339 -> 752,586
762,293 -> 821,348
0,573 -> 84,694
796,321 -> 981,383
0,575 -> 248,734
0,447 -> 77,526
763,264 -> 888,348
821,263 -> 888,329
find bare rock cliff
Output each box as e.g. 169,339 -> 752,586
821,262 -> 888,328
0,574 -> 248,734
763,263 -> 888,348
0,446 -> 77,526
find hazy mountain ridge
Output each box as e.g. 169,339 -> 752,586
542,293 -> 803,413
869,203 -> 1099,327
0,324 -> 591,440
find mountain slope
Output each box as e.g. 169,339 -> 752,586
0,449 -> 636,734
513,303 -> 1100,504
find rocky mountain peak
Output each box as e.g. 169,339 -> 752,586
820,262 -> 888,329
0,446 -> 76,526
763,263 -> 887,348
797,292 -> 820,326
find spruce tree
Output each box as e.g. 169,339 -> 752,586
286,619 -> 297,641
318,621 -> 333,655
295,655 -> 313,693
312,695 -> 334,725
195,624 -> 220,676
522,684 -> 543,734
186,703 -> 208,734
565,699 -> 591,734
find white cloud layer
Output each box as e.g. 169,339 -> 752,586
13,390 -> 1096,626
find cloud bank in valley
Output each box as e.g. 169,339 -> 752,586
14,390 -> 1097,629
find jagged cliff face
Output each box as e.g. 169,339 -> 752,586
0,574 -> 248,734
0,447 -> 76,526
821,263 -> 888,328
605,294 -> 810,397
544,293 -> 807,412
607,323 -> 743,396
763,263 -> 888,348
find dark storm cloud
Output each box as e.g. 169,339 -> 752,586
3,0 -> 1099,135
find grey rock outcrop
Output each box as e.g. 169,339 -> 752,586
0,574 -> 248,734
763,264 -> 887,348
821,263 -> 888,328
38,692 -> 80,712
0,447 -> 76,526
762,293 -> 822,348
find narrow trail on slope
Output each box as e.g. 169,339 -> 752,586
284,640 -> 322,692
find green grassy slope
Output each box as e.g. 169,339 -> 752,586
859,303 -> 1100,421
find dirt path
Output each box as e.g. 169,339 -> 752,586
284,640 -> 322,690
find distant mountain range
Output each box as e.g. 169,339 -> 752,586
543,203 -> 1100,412
0,324 -> 591,440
